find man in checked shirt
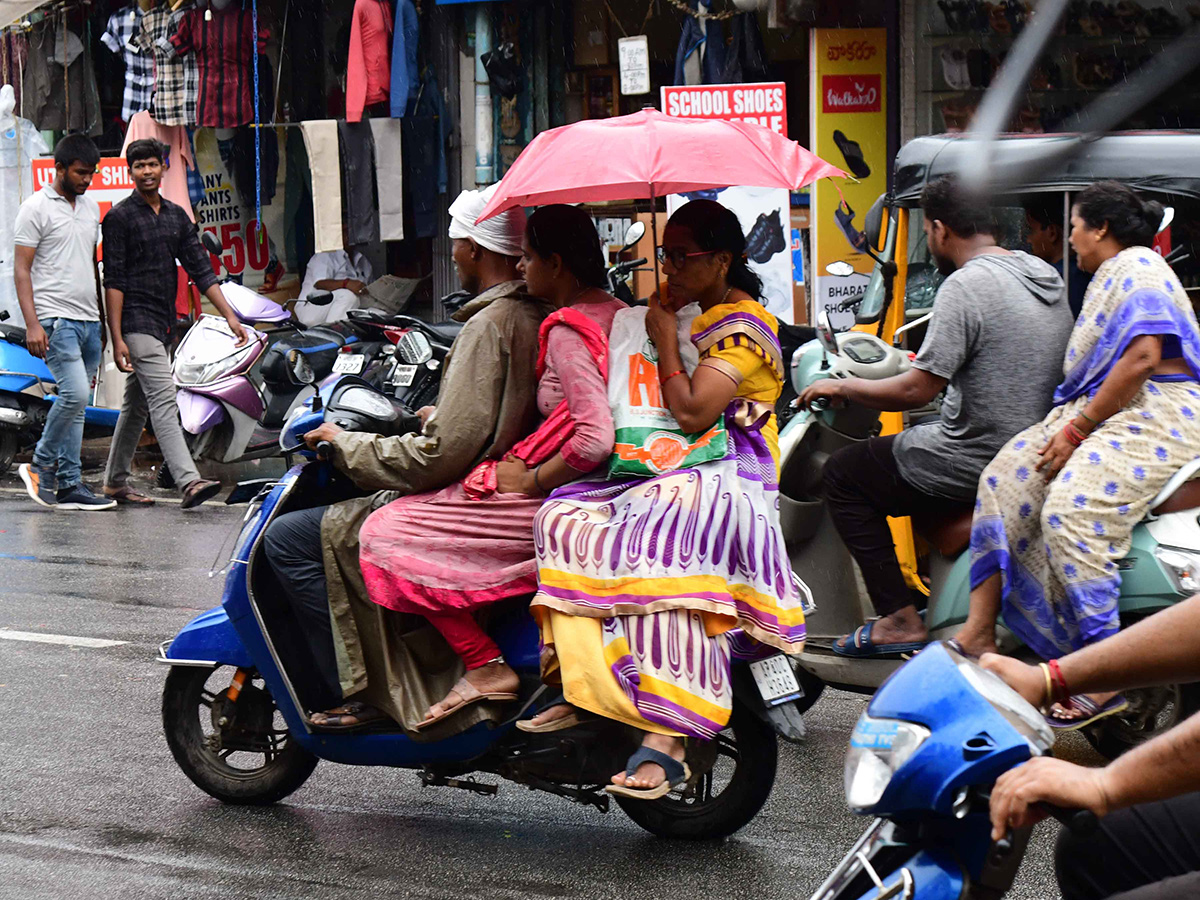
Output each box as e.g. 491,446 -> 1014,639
101,139 -> 249,510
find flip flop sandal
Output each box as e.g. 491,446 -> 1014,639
1045,694 -> 1129,731
605,747 -> 692,801
516,704 -> 584,733
413,680 -> 519,732
832,130 -> 871,180
831,621 -> 929,658
106,486 -> 155,505
308,701 -> 390,731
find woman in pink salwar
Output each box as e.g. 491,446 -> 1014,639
356,204 -> 626,729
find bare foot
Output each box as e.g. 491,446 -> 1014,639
951,626 -> 999,659
422,660 -> 520,723
1049,691 -> 1120,722
611,732 -> 686,791
867,606 -> 929,645
527,704 -> 578,728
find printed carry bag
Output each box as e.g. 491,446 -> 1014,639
607,304 -> 729,478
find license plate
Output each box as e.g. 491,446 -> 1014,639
391,364 -> 417,387
750,653 -> 803,707
332,354 -> 365,374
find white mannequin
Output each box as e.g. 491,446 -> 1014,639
0,85 -> 49,328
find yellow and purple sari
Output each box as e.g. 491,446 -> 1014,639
530,300 -> 810,739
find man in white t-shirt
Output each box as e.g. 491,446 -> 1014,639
293,241 -> 374,326
14,135 -> 116,511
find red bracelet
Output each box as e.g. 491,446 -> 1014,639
660,368 -> 687,384
1063,421 -> 1086,447
1047,658 -> 1070,703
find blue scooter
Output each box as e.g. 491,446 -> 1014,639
813,642 -> 1096,900
0,310 -> 118,474
157,352 -> 805,839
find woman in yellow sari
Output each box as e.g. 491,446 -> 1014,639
524,200 -> 810,799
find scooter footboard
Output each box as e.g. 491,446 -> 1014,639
158,606 -> 255,668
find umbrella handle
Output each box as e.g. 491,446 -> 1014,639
650,182 -> 661,303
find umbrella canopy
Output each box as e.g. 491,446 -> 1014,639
476,108 -> 846,223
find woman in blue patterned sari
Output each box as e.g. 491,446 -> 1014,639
955,182 -> 1200,727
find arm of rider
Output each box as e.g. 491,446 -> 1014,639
417,406 -> 436,428
1036,335 -> 1162,481
646,292 -> 742,433
13,245 -> 46,358
202,284 -> 249,347
314,278 -> 366,294
796,368 -> 948,412
304,422 -> 345,449
982,593 -> 1200,708
105,288 -> 132,372
989,710 -> 1200,839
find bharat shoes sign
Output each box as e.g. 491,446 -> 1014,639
810,28 -> 888,331
661,83 -> 788,135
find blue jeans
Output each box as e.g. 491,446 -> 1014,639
33,318 -> 101,490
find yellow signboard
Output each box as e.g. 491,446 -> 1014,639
809,28 -> 888,330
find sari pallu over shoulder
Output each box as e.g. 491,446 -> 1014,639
1054,248 -> 1200,406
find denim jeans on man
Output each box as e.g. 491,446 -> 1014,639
32,318 -> 101,490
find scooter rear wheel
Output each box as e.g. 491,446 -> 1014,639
162,665 -> 318,805
1084,681 -> 1200,761
614,699 -> 777,840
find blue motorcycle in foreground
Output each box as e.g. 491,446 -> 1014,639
814,642 -> 1096,900
157,350 -> 806,839
0,310 -> 118,473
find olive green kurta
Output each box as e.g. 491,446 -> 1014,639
318,281 -> 552,734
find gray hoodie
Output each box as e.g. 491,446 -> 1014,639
892,250 -> 1075,501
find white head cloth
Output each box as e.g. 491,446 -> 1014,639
447,183 -> 526,258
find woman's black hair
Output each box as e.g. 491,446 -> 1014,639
665,199 -> 763,300
525,204 -> 609,290
1074,181 -> 1164,248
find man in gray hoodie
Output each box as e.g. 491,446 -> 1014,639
797,176 -> 1073,656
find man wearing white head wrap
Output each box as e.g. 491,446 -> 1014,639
262,186 -> 554,727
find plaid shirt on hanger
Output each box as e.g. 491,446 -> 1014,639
135,2 -> 199,127
101,5 -> 154,122
168,5 -> 268,129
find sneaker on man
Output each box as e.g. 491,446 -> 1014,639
18,462 -> 57,508
55,483 -> 118,511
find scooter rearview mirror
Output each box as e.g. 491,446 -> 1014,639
287,349 -> 317,389
200,230 -> 223,257
817,310 -> 839,357
306,290 -> 335,307
622,221 -> 646,251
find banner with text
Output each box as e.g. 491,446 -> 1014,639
809,28 -> 888,330
660,82 -> 795,323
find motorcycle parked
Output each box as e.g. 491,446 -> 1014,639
813,640 -> 1095,900
607,222 -> 648,306
0,309 -> 118,474
157,354 -> 804,839
780,313 -> 1200,759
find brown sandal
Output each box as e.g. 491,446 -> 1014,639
105,486 -> 155,506
414,677 -> 519,731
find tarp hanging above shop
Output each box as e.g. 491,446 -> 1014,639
1,1 -> 49,28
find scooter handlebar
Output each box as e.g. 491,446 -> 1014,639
316,440 -> 332,462
809,396 -> 830,412
1044,804 -> 1099,836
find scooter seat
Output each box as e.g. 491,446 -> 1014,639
0,323 -> 27,346
912,503 -> 975,557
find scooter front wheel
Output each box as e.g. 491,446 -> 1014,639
0,429 -> 16,475
614,699 -> 777,840
162,665 -> 317,805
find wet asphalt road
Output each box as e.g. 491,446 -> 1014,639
0,476 -> 1075,900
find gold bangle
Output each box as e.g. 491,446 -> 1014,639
1039,662 -> 1053,710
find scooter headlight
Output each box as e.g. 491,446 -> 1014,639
336,386 -> 397,419
844,714 -> 930,813
1154,546 -> 1200,594
175,341 -> 259,386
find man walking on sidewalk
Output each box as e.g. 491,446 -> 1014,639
101,138 -> 249,509
15,135 -> 116,511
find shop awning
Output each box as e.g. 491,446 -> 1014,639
1,0 -> 49,29
893,132 -> 1200,204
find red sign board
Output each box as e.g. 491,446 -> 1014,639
661,82 -> 788,135
821,74 -> 882,114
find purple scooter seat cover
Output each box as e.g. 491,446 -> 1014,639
178,389 -> 226,434
221,281 -> 290,324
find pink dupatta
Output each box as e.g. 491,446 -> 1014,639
462,307 -> 611,499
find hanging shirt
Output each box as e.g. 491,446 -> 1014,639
346,0 -> 393,123
101,5 -> 154,122
168,6 -> 268,129
391,0 -> 419,117
122,111 -> 197,222
135,2 -> 199,127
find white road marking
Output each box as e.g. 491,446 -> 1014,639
0,629 -> 127,648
